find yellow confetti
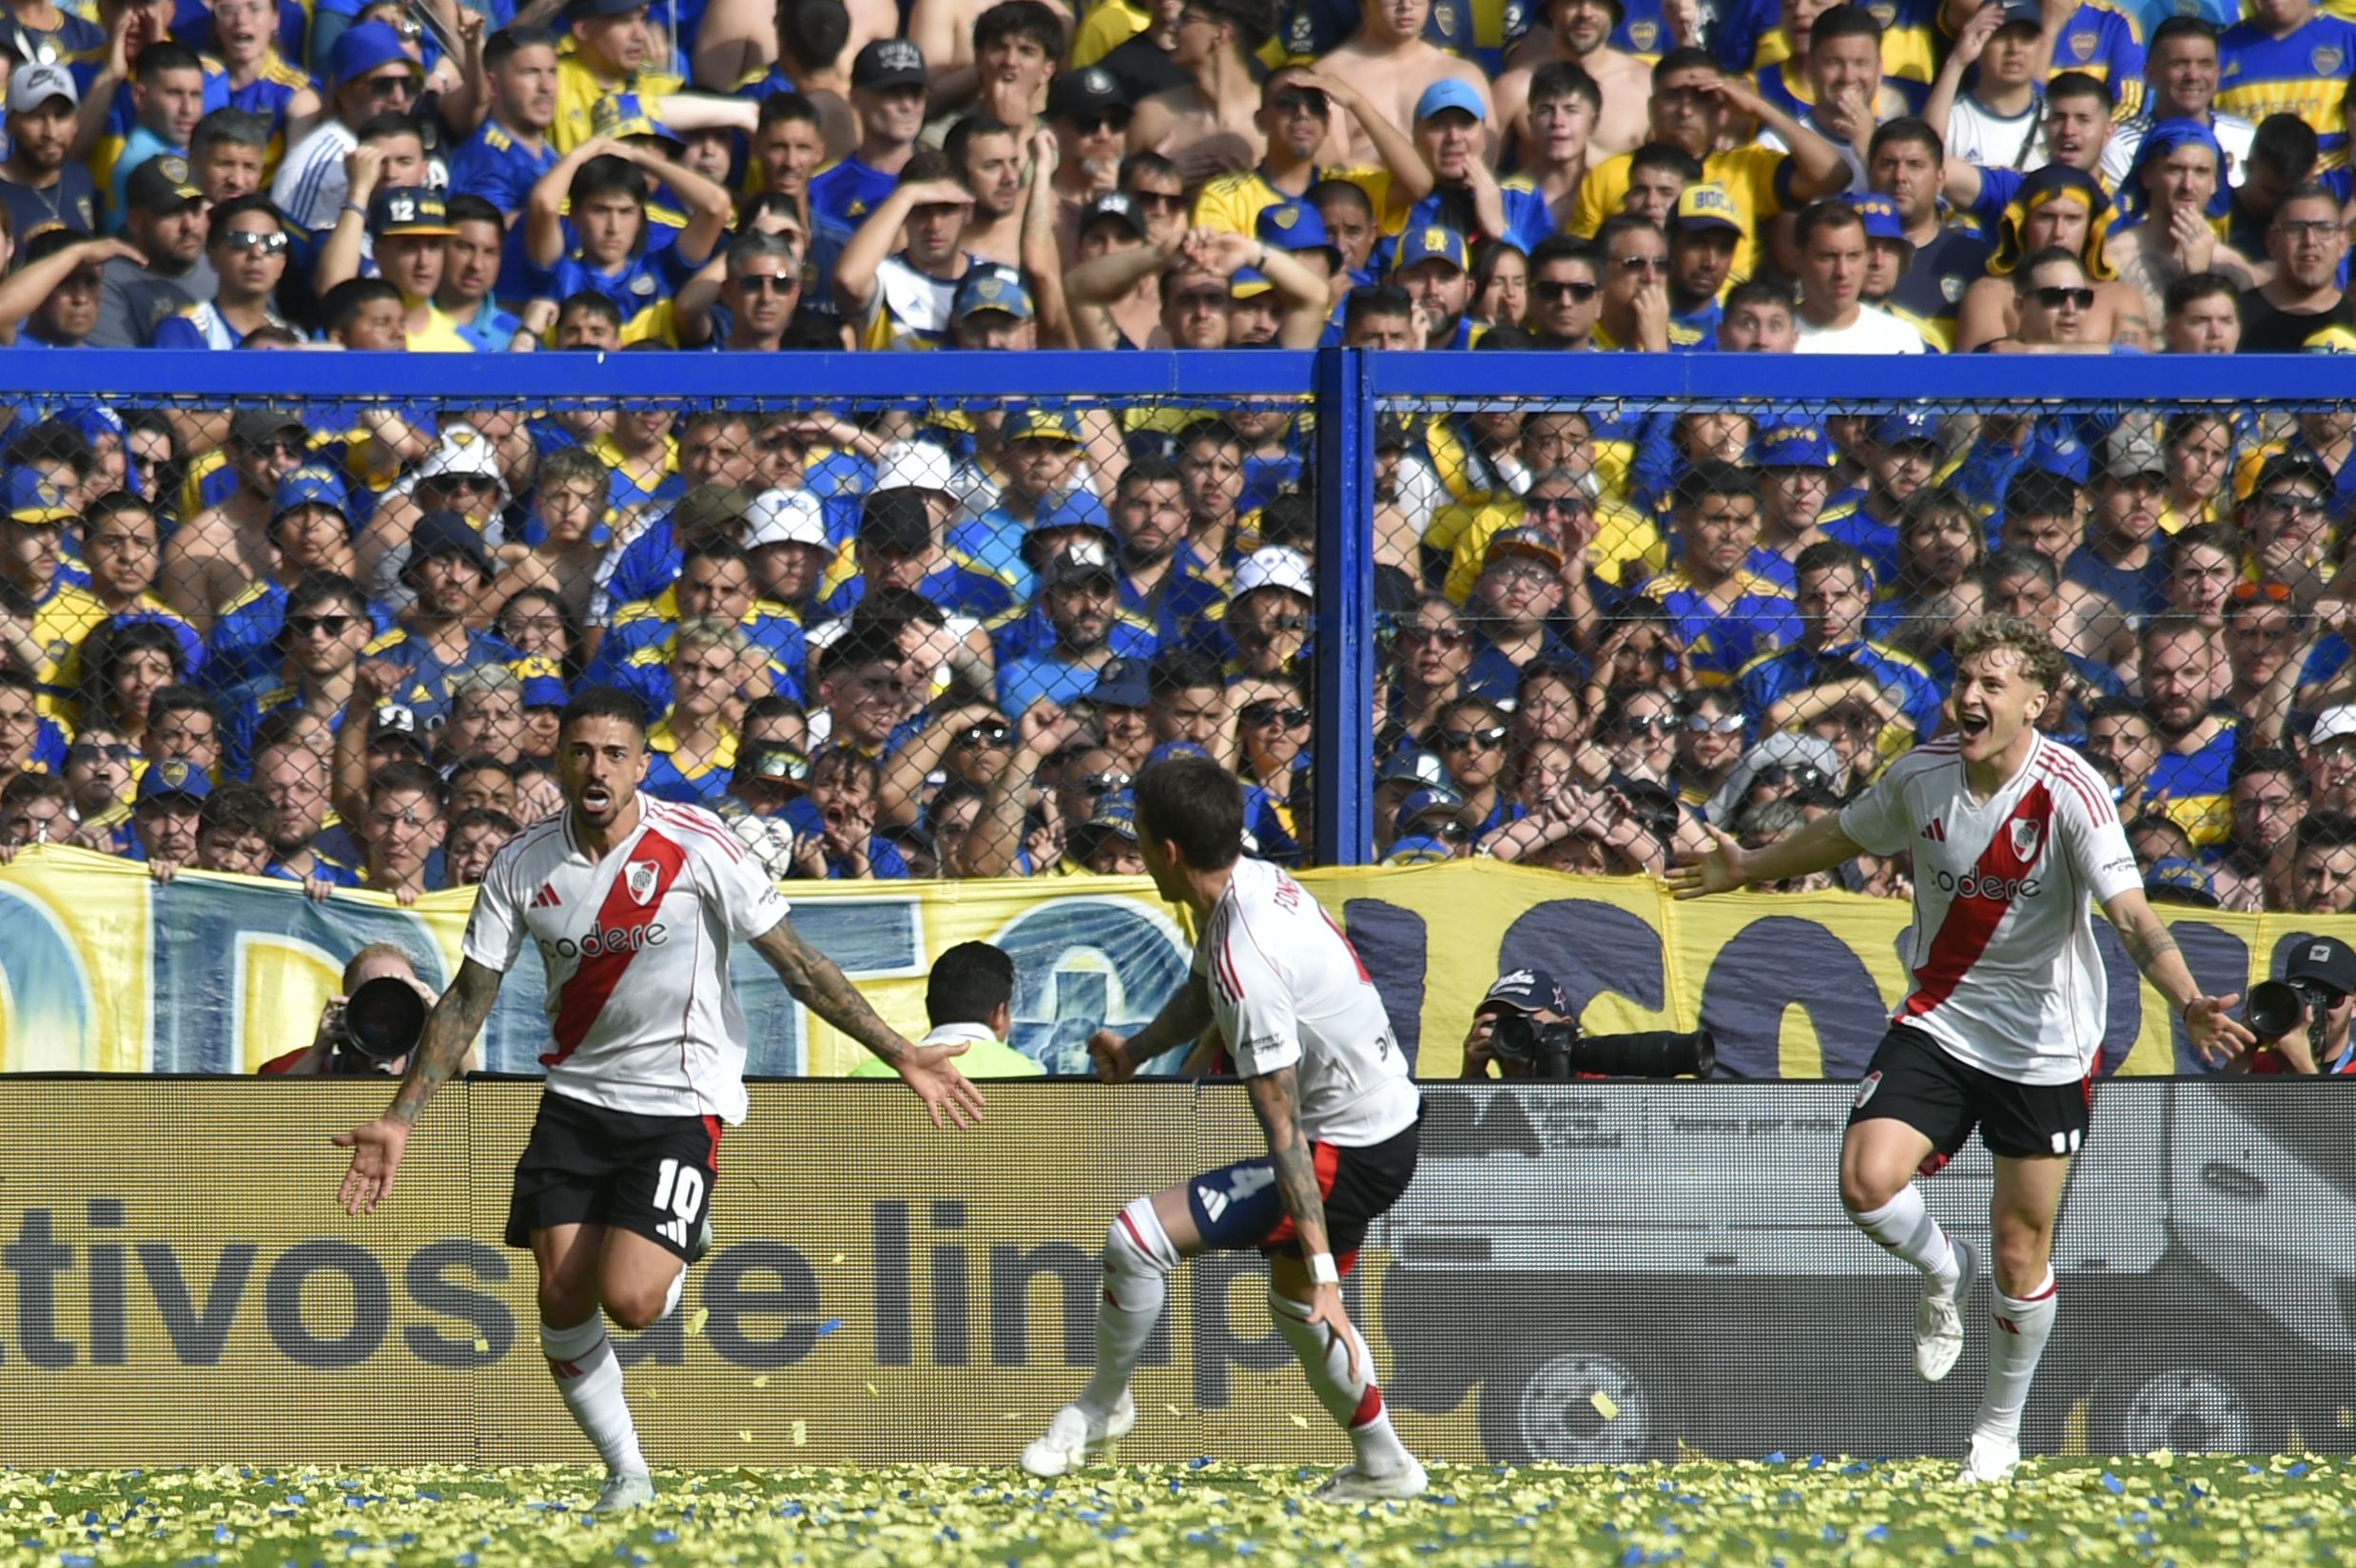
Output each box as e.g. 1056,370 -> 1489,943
1164,1404 -> 1184,1418
1289,1414 -> 1310,1429
791,1420 -> 807,1447
866,1383 -> 880,1397
687,1307 -> 711,1336
472,1339 -> 490,1354
645,1388 -> 658,1401
830,1253 -> 847,1265
1002,1411 -> 1023,1420
752,1376 -> 770,1389
1590,1391 -> 1621,1422
738,1430 -> 754,1443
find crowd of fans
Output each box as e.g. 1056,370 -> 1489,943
0,0 -> 2353,915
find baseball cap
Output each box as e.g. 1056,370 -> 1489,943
1231,545 -> 1314,602
593,91 -> 683,153
1144,740 -> 1213,770
1754,421 -> 1834,470
1413,78 -> 1485,122
872,439 -> 957,497
671,483 -> 753,538
1048,67 -> 1129,122
1039,536 -> 1119,590
230,406 -> 306,450
2099,416 -> 2166,482
407,509 -> 493,576
1871,410 -> 1941,448
1671,183 -> 1742,237
1482,966 -> 1570,1015
6,469 -> 75,525
952,265 -> 1035,322
2022,432 -> 2091,485
861,489 -> 935,553
272,464 -> 351,520
1090,655 -> 1151,708
1228,265 -> 1273,300
2285,936 -> 2356,996
1846,191 -> 1909,245
852,38 -> 926,90
136,760 -> 212,807
1484,525 -> 1565,571
516,656 -> 568,708
2309,705 -> 2356,746
327,20 -> 415,86
7,63 -> 77,113
1396,785 -> 1467,826
1995,0 -> 2043,26
1257,199 -> 1335,258
1378,744 -> 1452,789
1079,190 -> 1150,242
368,704 -> 426,748
1077,790 -> 1141,842
126,154 -> 203,212
368,185 -> 457,239
2251,451 -> 2334,500
2143,857 -> 2219,909
1004,406 -> 1083,445
416,425 -> 504,487
1394,224 -> 1470,274
744,488 -> 827,550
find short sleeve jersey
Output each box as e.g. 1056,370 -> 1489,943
1838,732 -> 2140,1085
1194,857 -> 1421,1147
461,796 -> 791,1123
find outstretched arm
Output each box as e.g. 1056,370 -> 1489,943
1667,811 -> 1862,898
751,916 -> 986,1126
334,957 -> 504,1214
2103,887 -> 2254,1067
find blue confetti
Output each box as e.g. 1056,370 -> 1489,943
2101,1474 -> 2126,1496
2289,1462 -> 2310,1479
652,1530 -> 678,1544
1763,1451 -> 1786,1464
817,1318 -> 844,1338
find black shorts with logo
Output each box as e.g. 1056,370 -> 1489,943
1847,1023 -> 2093,1163
1184,1109 -> 1422,1275
504,1091 -> 723,1259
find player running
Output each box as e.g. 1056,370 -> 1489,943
1023,755 -> 1427,1500
1671,615 -> 2249,1481
333,687 -> 986,1513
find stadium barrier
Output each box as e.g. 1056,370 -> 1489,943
0,1076 -> 2348,1467
10,849 -> 2356,1077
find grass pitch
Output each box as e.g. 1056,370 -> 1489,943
3,1455 -> 2348,1567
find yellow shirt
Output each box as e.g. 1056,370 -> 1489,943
554,54 -> 686,155
1192,164 -> 1411,239
403,295 -> 477,354
1430,494 -> 1665,602
1572,144 -> 1788,281
1070,0 -> 1151,66
24,580 -> 109,715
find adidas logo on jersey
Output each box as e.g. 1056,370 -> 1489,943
1921,819 -> 1947,842
531,883 -> 563,908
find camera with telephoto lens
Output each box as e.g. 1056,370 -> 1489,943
327,976 -> 429,1073
1489,1011 -> 1717,1079
2244,978 -> 2338,1053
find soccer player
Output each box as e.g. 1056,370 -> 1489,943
1023,756 -> 1426,1500
334,687 -> 985,1512
1668,615 -> 2249,1481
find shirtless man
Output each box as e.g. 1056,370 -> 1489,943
950,112 -> 1030,265
2106,126 -> 2261,321
1320,0 -> 1496,165
912,0 -> 1076,113
1504,61 -> 1600,229
1129,0 -> 1272,185
1498,0 -> 1649,165
693,0 -> 895,91
162,408 -> 310,630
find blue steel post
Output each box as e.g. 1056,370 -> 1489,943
1313,345 -> 1376,866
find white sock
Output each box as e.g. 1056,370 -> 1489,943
1976,1268 -> 2058,1442
1269,1289 -> 1413,1476
1852,1186 -> 1960,1290
660,1265 -> 686,1322
542,1316 -> 647,1477
1081,1197 -> 1177,1418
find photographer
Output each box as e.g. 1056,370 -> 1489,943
259,944 -> 452,1077
1456,963 -> 1716,1081
2233,939 -> 2356,1076
1459,968 -> 1575,1081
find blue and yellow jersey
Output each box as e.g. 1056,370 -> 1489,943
586,430 -> 681,512
225,51 -> 312,172
360,626 -> 524,726
2036,1 -> 2147,120
83,53 -> 230,211
2218,14 -> 2356,165
1430,492 -> 1665,602
809,154 -> 904,232
1722,0 -> 1942,87
1573,143 -> 1792,279
818,555 -> 1019,623
613,642 -> 797,723
553,53 -> 683,155
19,578 -> 108,716
1753,61 -> 1929,123
447,118 -> 558,217
1818,494 -> 1906,587
1195,162 -> 1414,240
2148,713 -> 2240,847
1641,568 -> 1801,686
593,591 -> 809,699
985,602 -> 1159,666
642,721 -> 737,805
1736,637 -> 1944,736
529,244 -> 696,345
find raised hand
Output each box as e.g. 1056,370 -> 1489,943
1665,823 -> 1749,899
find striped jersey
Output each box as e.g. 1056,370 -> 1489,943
1839,732 -> 2140,1085
462,796 -> 792,1123
1197,857 -> 1420,1147
2217,13 -> 2356,165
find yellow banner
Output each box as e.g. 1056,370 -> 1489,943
0,846 -> 2340,1077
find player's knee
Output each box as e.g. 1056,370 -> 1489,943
1839,1164 -> 1902,1215
602,1281 -> 672,1333
1989,1229 -> 2052,1295
536,1277 -> 598,1327
1103,1197 -> 1178,1279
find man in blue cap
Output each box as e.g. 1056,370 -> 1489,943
1846,191 -> 1923,322
128,759 -> 210,872
206,465 -> 371,687
272,22 -> 422,231
997,537 -> 1160,717
1460,965 -> 1575,1079
1381,784 -> 1472,864
1751,421 -> 1839,584
1403,78 -> 1552,257
1665,183 -> 1739,344
947,261 -> 1036,351
0,470 -> 107,714
1818,409 -> 1945,585
1392,223 -> 1477,348
352,513 -> 519,731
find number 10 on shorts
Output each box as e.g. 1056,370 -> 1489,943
652,1158 -> 706,1249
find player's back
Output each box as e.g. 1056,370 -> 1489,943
1199,859 -> 1421,1147
1840,734 -> 2140,1085
463,798 -> 794,1125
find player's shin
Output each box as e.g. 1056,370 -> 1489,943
1851,1184 -> 1960,1288
1976,1268 -> 2058,1442
1268,1289 -> 1412,1475
1081,1196 -> 1178,1418
541,1316 -> 650,1478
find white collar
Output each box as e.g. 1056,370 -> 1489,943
920,1021 -> 1002,1050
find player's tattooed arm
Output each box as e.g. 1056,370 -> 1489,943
752,917 -> 913,1065
2119,911 -> 2182,978
1245,1065 -> 1334,1260
386,958 -> 503,1126
1125,972 -> 1217,1061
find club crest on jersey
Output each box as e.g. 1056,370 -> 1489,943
2315,46 -> 2343,74
2010,820 -> 2042,861
1854,1070 -> 1881,1110
625,858 -> 663,905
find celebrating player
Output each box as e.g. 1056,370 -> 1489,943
1668,615 -> 2249,1481
333,686 -> 986,1513
1024,755 -> 1427,1500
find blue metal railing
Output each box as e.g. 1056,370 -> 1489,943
18,348 -> 2349,865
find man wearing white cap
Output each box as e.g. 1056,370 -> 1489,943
1225,546 -> 1314,681
744,488 -> 831,622
0,64 -> 97,242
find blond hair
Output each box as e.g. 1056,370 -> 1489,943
1950,613 -> 2070,693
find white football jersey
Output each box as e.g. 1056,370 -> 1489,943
462,797 -> 793,1123
1840,733 -> 2141,1085
1197,858 -> 1420,1146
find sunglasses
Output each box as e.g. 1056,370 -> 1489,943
224,229 -> 290,256
1534,280 -> 1600,302
66,743 -> 136,765
952,722 -> 1011,748
1522,494 -> 1589,515
1615,714 -> 1680,736
1684,712 -> 1744,734
1240,702 -> 1311,727
2231,579 -> 2295,604
1078,769 -> 1135,795
2031,285 -> 2095,310
1398,627 -> 1467,648
244,436 -> 305,458
360,70 -> 419,99
733,273 -> 796,293
1076,114 -> 1130,135
1437,725 -> 1509,751
1616,254 -> 1669,274
1132,191 -> 1185,213
286,613 -> 355,636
